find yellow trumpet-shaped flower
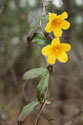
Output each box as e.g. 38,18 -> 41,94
45,12 -> 70,37
41,38 -> 71,65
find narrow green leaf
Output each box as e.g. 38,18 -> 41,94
27,15 -> 49,44
33,38 -> 45,45
18,101 -> 39,122
40,15 -> 48,26
23,67 -> 48,80
30,15 -> 48,33
37,72 -> 50,102
32,33 -> 51,45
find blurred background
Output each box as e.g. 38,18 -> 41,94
0,0 -> 83,125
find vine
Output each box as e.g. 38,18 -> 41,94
18,0 -> 71,125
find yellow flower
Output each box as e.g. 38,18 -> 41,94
41,38 -> 71,65
45,12 -> 70,37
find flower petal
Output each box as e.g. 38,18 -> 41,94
51,38 -> 60,46
61,43 -> 71,52
53,28 -> 62,37
45,22 -> 52,33
41,45 -> 51,56
58,52 -> 68,63
49,13 -> 57,21
61,20 -> 70,30
58,12 -> 68,20
47,55 -> 56,65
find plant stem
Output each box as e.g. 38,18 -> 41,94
42,0 -> 46,15
35,100 -> 47,125
35,65 -> 52,125
35,1 -> 53,125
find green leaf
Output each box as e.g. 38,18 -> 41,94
40,15 -> 48,26
37,72 -> 50,102
27,15 -> 49,44
23,67 -> 48,80
18,101 -> 39,122
30,15 -> 48,33
32,33 -> 51,45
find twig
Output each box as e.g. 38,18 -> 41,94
42,0 -> 47,15
35,101 -> 46,125
35,100 -> 50,125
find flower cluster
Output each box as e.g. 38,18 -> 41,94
41,12 -> 71,65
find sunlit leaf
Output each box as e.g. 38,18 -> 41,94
23,67 -> 48,80
18,101 -> 39,122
